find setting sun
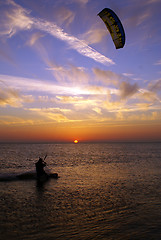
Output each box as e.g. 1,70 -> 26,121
74,140 -> 79,144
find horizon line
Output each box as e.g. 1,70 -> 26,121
0,140 -> 161,144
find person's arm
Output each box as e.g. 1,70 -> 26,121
43,161 -> 46,167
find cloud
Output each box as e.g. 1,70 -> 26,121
0,86 -> 34,107
27,32 -> 44,46
0,74 -> 87,95
1,74 -> 160,125
87,85 -> 106,94
56,95 -> 101,110
0,73 -> 106,97
48,64 -> 90,84
69,0 -> 89,5
126,111 -> 161,122
93,107 -> 102,114
56,95 -> 84,103
55,6 -> 75,26
93,68 -> 139,101
124,0 -> 161,46
138,89 -> 159,102
104,100 -> 123,112
34,18 -> 114,65
0,87 -> 21,107
124,0 -> 156,27
93,68 -> 121,86
146,0 -> 161,4
38,96 -> 54,103
148,79 -> 161,92
135,103 -> 152,110
28,107 -> 71,122
80,27 -> 107,44
136,11 -> 151,26
125,8 -> 151,28
154,60 -> 161,65
0,115 -> 35,126
0,0 -> 114,65
119,81 -> 139,99
0,0 -> 33,37
122,73 -> 134,77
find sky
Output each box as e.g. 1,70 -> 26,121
0,0 -> 161,143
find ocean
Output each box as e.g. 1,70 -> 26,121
0,142 -> 161,240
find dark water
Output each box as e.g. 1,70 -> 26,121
0,142 -> 161,240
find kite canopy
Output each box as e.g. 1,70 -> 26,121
98,8 -> 125,49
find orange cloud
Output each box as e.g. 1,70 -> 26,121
0,87 -> 34,107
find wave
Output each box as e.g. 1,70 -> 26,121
0,171 -> 58,181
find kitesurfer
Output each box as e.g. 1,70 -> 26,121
35,157 -> 47,179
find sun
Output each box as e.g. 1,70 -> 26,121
74,139 -> 79,144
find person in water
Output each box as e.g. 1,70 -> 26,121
35,157 -> 47,178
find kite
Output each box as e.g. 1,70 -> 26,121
98,8 -> 125,49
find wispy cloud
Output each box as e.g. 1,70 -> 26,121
47,64 -> 90,84
0,115 -> 35,126
27,32 -> 45,46
138,89 -> 159,102
1,72 -> 161,125
75,0 -> 89,4
93,68 -> 121,86
148,79 -> 161,92
56,95 -> 102,110
34,18 -> 114,65
55,6 -> 75,27
0,74 -> 102,96
122,73 -> 134,77
0,0 -> 33,37
0,87 -> 21,107
154,60 -> 161,65
0,0 -> 114,65
80,26 -> 107,44
28,107 -> 71,123
146,0 -> 161,4
0,83 -> 34,107
0,75 -> 89,95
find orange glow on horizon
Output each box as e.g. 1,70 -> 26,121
0,121 -> 161,143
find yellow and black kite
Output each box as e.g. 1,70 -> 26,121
98,8 -> 125,49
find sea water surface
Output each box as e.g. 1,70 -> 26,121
0,142 -> 161,240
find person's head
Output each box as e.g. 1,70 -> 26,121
39,157 -> 43,162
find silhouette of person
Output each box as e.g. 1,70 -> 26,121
35,157 -> 47,179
